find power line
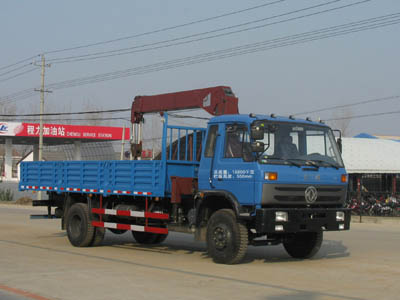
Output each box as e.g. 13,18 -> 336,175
326,109 -> 400,121
0,108 -> 130,117
4,13 -> 398,102
0,55 -> 39,72
43,0 -> 287,55
5,1 -> 355,96
2,111 -> 208,122
0,88 -> 36,104
0,2 -> 286,82
45,14 -> 400,90
0,63 -> 33,77
0,2 -> 285,73
2,12 -> 399,104
1,116 -> 130,122
169,113 -> 210,120
294,95 -> 400,116
6,106 -> 400,124
0,93 -> 36,104
15,19 -> 400,97
48,0 -> 361,64
0,68 -> 37,84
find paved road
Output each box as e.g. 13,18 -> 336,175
0,204 -> 399,300
0,290 -> 33,300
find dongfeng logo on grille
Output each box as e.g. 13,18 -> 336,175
305,186 -> 318,204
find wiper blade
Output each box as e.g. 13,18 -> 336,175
267,157 -> 302,168
286,159 -> 302,168
312,160 -> 340,169
305,160 -> 320,169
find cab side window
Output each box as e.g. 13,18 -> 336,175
224,125 -> 249,158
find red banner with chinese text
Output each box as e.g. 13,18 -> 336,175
14,123 -> 130,140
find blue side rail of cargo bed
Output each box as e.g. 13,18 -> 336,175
19,160 -> 167,197
19,115 -> 206,198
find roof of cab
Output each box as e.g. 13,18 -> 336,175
208,114 -> 329,128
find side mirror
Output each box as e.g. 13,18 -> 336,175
250,126 -> 264,140
251,141 -> 265,153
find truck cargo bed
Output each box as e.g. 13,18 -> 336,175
19,160 -> 167,197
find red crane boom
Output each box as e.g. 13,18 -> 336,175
131,86 -> 239,123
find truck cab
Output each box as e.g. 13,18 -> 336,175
199,114 -> 347,207
196,114 -> 350,262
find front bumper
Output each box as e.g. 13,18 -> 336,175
255,207 -> 351,233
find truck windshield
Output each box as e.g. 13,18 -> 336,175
256,121 -> 344,168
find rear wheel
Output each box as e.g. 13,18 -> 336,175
66,203 -> 95,247
206,209 -> 248,264
132,231 -> 168,244
283,231 -> 323,259
90,227 -> 105,246
90,213 -> 105,247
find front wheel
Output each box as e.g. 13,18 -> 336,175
206,209 -> 248,264
283,231 -> 323,259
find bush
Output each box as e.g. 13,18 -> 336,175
15,197 -> 32,205
0,188 -> 14,202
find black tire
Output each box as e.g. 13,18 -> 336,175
206,209 -> 248,264
283,231 -> 323,259
132,231 -> 168,244
90,227 -> 105,247
66,203 -> 95,247
90,211 -> 105,247
108,228 -> 127,235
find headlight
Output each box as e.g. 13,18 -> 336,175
275,211 -> 288,222
336,211 -> 345,222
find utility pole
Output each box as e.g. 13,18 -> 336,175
120,125 -> 125,160
34,54 -> 51,200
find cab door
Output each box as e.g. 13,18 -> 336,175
198,124 -> 220,190
212,123 -> 256,206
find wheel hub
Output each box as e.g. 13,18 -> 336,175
213,227 -> 228,250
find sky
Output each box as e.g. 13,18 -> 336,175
1,0 -> 400,137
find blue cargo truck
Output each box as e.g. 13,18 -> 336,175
20,86 -> 350,264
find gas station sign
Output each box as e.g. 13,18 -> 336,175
0,121 -> 130,140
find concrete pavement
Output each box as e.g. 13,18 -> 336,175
1,204 -> 399,300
